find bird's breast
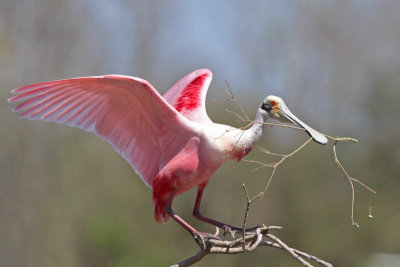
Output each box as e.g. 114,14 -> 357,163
201,124 -> 254,162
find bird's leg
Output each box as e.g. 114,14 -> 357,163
192,187 -> 238,236
192,187 -> 259,237
163,189 -> 220,249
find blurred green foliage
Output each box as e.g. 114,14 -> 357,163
85,214 -> 133,266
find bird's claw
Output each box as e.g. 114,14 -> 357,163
242,225 -> 261,234
193,232 -> 221,249
220,224 -> 261,238
221,225 -> 236,238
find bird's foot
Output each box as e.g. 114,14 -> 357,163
193,232 -> 221,249
240,225 -> 261,234
220,224 -> 261,238
221,225 -> 237,238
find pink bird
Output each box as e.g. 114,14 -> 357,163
9,69 -> 327,244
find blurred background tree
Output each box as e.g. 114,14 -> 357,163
1,1 -> 399,266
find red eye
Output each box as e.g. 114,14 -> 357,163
270,101 -> 276,106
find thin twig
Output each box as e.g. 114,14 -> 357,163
241,184 -> 263,248
243,138 -> 313,195
333,141 -> 376,227
266,233 -> 314,267
225,108 -> 247,123
223,80 -> 250,122
256,146 -> 287,157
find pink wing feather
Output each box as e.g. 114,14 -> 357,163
9,75 -> 195,187
163,69 -> 212,123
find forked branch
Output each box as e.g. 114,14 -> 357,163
170,226 -> 332,267
171,198 -> 332,267
333,142 -> 376,227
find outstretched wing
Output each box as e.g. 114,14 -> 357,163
9,75 -> 195,187
163,69 -> 212,123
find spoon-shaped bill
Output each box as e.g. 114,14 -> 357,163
278,103 -> 328,145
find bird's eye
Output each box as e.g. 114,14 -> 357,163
270,101 -> 276,106
262,103 -> 271,111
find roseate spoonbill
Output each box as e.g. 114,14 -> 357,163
9,69 -> 327,243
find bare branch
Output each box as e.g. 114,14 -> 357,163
333,142 -> 376,227
170,249 -> 208,267
256,146 -> 286,157
170,179 -> 332,267
223,80 -> 250,122
170,226 -> 332,266
241,184 -> 263,247
266,233 -> 314,267
170,201 -> 332,267
243,138 -> 313,195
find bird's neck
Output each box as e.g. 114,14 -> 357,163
229,109 -> 265,161
246,109 -> 265,144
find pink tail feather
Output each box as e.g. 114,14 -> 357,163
152,173 -> 174,223
153,198 -> 169,223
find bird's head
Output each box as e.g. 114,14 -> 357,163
260,95 -> 328,144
